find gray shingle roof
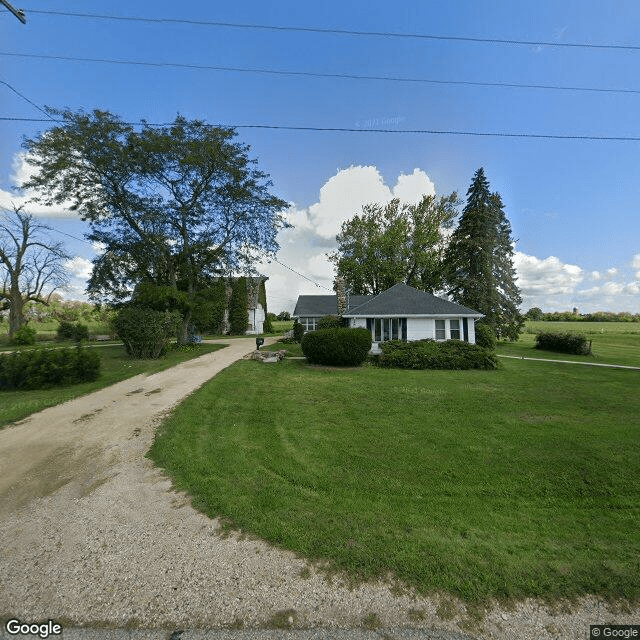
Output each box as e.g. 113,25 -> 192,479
293,295 -> 373,318
343,283 -> 483,317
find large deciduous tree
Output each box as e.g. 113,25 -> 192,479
443,167 -> 523,340
21,109 -> 289,341
0,206 -> 70,338
328,193 -> 458,295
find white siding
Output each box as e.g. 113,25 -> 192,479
407,317 -> 434,341
246,303 -> 266,334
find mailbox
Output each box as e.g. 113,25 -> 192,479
256,337 -> 265,350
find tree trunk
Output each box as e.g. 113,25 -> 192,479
8,285 -> 24,339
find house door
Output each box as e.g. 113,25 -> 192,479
463,317 -> 469,342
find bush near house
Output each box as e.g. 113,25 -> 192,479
316,315 -> 342,330
474,322 -> 497,350
535,332 -> 592,355
292,321 -> 305,342
113,307 -> 181,359
378,339 -> 498,370
0,346 -> 100,390
301,327 -> 371,366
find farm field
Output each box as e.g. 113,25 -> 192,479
0,343 -> 225,427
499,321 -> 640,368
149,350 -> 640,605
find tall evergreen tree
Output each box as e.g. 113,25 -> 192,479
444,168 -> 523,340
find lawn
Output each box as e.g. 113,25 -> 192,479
148,353 -> 640,605
0,343 -> 225,427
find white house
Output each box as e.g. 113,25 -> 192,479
294,283 -> 483,353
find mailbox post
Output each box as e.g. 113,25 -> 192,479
256,337 -> 264,350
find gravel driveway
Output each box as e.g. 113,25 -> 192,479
0,338 -> 636,639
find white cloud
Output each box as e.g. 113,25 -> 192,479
0,153 -> 77,218
632,254 -> 640,279
514,252 -> 584,295
392,168 -> 436,203
591,271 -> 602,281
64,256 -> 93,280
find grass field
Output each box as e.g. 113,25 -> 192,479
148,346 -> 640,605
0,343 -> 225,428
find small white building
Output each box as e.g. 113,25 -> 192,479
294,283 -> 483,353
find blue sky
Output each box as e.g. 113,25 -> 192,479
2,1 -> 640,313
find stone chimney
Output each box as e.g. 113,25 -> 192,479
334,277 -> 347,316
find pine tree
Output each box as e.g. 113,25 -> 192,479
444,168 -> 523,340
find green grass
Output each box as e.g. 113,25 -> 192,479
498,322 -> 640,368
148,355 -> 640,605
0,343 -> 225,428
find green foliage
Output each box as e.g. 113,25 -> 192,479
277,311 -> 291,321
132,283 -> 190,313
11,324 -> 37,345
292,321 -> 305,342
56,320 -> 89,342
228,277 -> 248,334
535,310 -> 640,323
474,322 -> 497,350
301,327 -> 371,366
316,315 -> 342,330
535,332 -> 592,355
113,307 -> 181,358
524,307 -> 544,321
328,194 -> 458,295
378,339 -> 498,370
444,168 -> 523,340
190,280 -> 226,334
262,314 -> 274,333
0,346 -> 100,390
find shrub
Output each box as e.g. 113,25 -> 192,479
292,321 -> 305,342
229,277 -> 248,335
316,315 -> 342,330
0,346 -> 100,390
535,332 -> 592,355
11,324 -> 37,345
378,339 -> 498,370
57,321 -> 89,342
474,323 -> 497,350
113,307 -> 181,359
301,327 -> 371,366
262,314 -> 274,333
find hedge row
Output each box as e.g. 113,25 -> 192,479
0,347 -> 101,391
113,307 -> 181,359
535,332 -> 592,355
301,327 -> 371,366
378,339 -> 498,370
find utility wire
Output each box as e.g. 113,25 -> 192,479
270,257 -> 332,290
3,51 -> 640,96
20,9 -> 640,52
0,79 -> 55,119
2,116 -> 640,142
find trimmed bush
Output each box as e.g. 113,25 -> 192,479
535,332 -> 591,355
378,339 -> 498,370
57,321 -> 89,342
262,314 -> 274,333
11,324 -> 37,345
0,346 -> 100,390
301,327 -> 371,366
292,321 -> 305,342
113,307 -> 181,359
475,323 -> 497,350
317,315 -> 342,330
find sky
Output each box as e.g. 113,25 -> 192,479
1,1 -> 640,314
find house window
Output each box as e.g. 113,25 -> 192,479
300,317 -> 320,332
366,318 -> 407,342
435,319 -> 446,340
450,319 -> 461,340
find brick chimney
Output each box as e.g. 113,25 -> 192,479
334,277 -> 347,316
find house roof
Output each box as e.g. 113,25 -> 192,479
343,283 -> 483,317
293,294 -> 373,318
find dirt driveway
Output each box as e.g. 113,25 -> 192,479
0,338 -> 633,638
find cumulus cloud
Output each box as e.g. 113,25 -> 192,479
632,254 -> 640,279
0,153 -> 77,218
64,256 -> 93,280
513,252 -> 584,295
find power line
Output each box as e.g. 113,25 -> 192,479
21,9 -> 640,52
3,51 -> 640,96
0,79 -> 54,119
2,116 -> 640,142
270,257 -> 332,290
